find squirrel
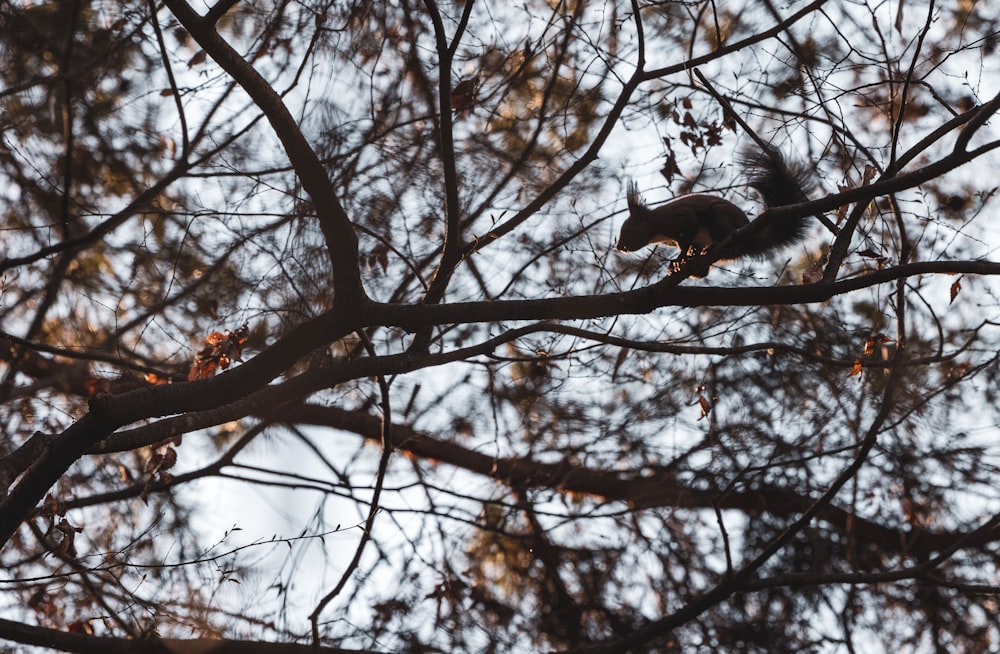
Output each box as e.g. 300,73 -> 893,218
616,146 -> 813,275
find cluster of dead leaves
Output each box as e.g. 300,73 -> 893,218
40,493 -> 83,558
850,333 -> 894,379
451,75 -> 479,116
673,97 -> 725,160
188,324 -> 249,381
145,436 -> 180,489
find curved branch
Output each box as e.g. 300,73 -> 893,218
0,617 -> 383,654
641,0 -> 830,80
560,338 -> 904,654
0,310 -> 357,550
309,332 -> 394,642
161,0 -> 365,305
277,404 -> 998,564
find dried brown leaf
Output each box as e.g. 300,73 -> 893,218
187,50 -> 207,68
697,395 -> 712,420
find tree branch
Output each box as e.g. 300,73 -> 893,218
160,0 -> 366,306
275,404 -> 1000,563
0,617 -> 384,654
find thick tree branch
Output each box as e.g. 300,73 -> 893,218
3,252 -> 996,551
277,404 -> 999,563
0,311 -> 358,549
370,259 -> 1000,330
0,617 -> 383,654
161,0 -> 366,306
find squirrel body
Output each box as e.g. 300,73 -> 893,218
616,147 -> 811,270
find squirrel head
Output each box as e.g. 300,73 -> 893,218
617,182 -> 656,252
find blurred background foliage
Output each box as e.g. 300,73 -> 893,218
2,1 -> 1000,652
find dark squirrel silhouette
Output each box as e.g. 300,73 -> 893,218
616,146 -> 812,275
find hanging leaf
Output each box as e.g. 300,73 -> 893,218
451,75 -> 480,115
187,49 -> 207,68
697,394 -> 713,419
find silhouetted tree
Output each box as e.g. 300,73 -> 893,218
2,1 -> 1000,653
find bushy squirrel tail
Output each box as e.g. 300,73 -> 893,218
733,145 -> 813,258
